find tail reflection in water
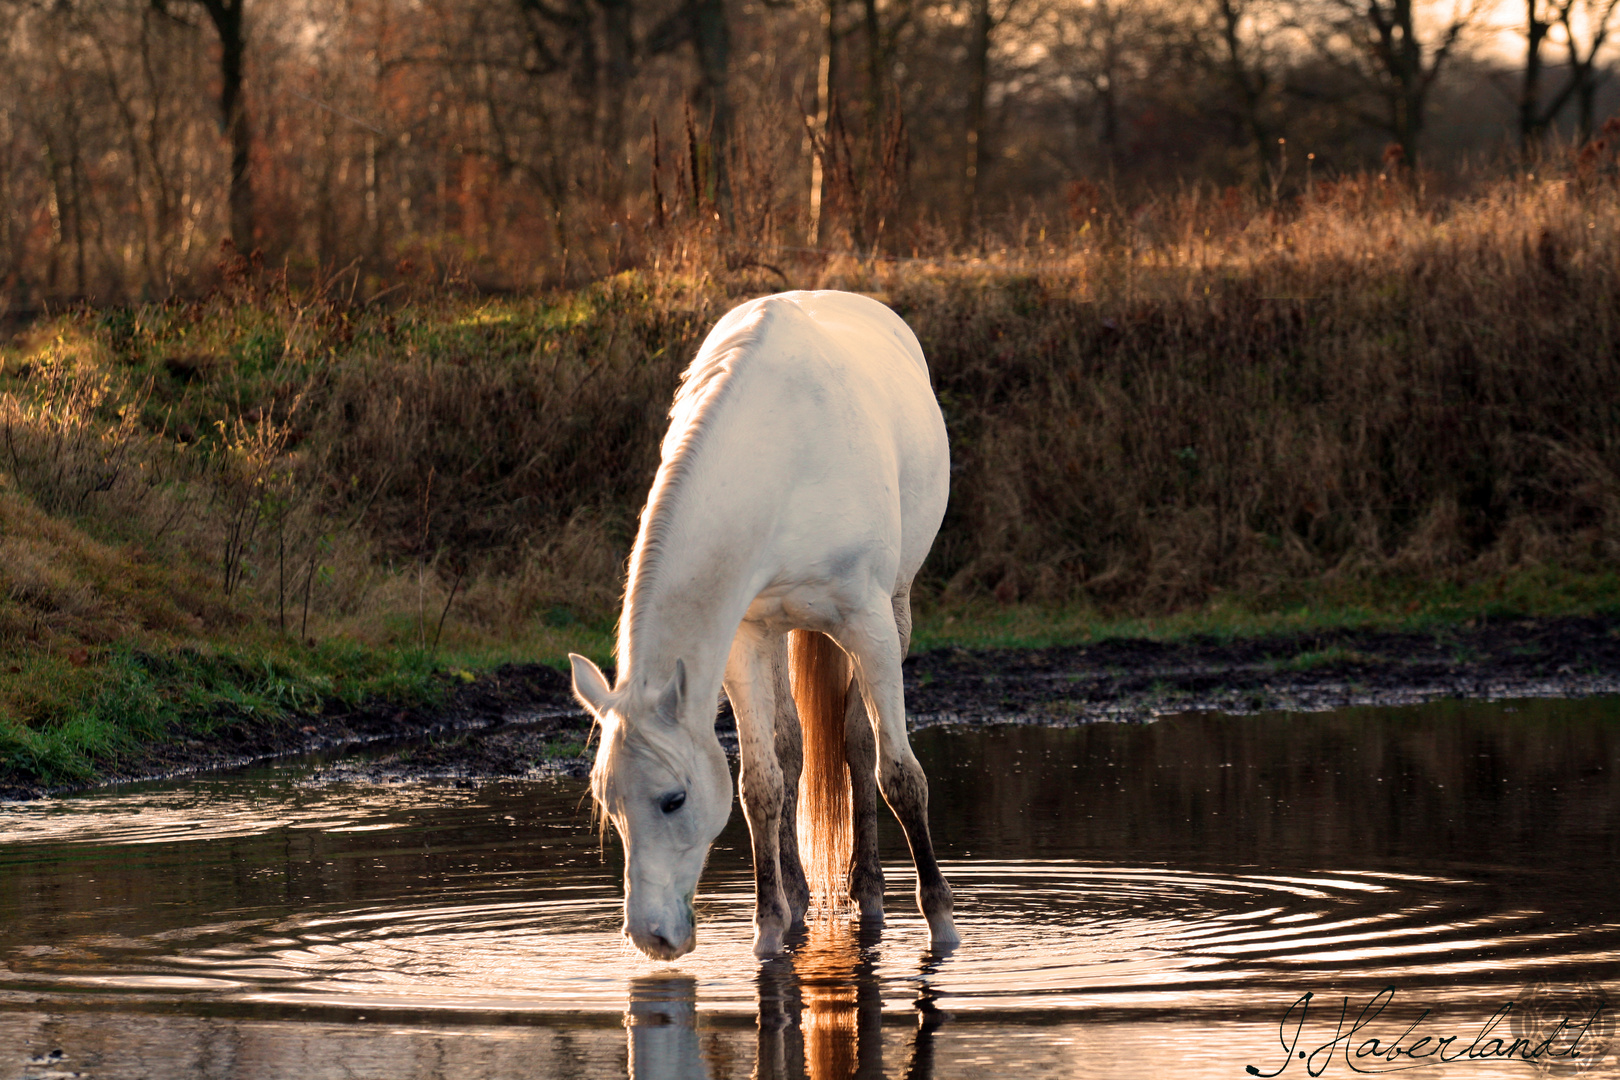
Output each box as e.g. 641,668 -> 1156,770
625,921 -> 945,1080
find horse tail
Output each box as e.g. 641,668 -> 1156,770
789,628 -> 853,910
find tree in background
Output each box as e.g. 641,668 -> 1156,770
1206,0 -> 1291,180
0,0 -> 1610,303
155,0 -> 254,252
1298,0 -> 1482,167
1521,0 -> 1620,148
961,0 -> 1015,229
806,0 -> 912,247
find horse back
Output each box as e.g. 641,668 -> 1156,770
680,291 -> 948,599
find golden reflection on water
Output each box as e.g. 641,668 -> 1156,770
625,920 -> 945,1080
793,924 -> 862,1080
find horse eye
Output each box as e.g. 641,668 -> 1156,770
659,790 -> 687,815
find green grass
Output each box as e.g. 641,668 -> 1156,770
909,564 -> 1620,652
3,562 -> 1616,790
0,609 -> 620,789
0,640 -> 449,786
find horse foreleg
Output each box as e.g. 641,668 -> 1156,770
838,604 -> 959,950
769,635 -> 811,927
726,627 -> 793,958
844,683 -> 885,919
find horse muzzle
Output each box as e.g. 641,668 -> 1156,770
626,918 -> 695,960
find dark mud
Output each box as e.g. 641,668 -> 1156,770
0,664 -> 585,801
6,613 -> 1619,797
904,611 -> 1620,726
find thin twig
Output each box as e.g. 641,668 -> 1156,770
431,563 -> 465,655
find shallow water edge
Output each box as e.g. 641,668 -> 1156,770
2,697 -> 1617,1079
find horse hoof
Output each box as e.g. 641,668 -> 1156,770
753,926 -> 786,958
927,915 -> 960,951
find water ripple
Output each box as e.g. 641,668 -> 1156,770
3,858 -> 1610,1020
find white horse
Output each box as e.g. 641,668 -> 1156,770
568,289 -> 958,960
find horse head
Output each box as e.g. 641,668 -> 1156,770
570,653 -> 733,960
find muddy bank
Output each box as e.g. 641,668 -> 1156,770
0,665 -> 585,801
904,612 -> 1620,725
6,613 -> 1619,797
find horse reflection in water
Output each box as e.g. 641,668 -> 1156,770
625,922 -> 944,1080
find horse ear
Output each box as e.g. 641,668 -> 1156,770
655,659 -> 686,725
570,653 -> 612,716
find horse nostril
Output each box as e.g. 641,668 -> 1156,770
653,932 -> 677,955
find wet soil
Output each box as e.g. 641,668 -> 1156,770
5,613 -> 1619,798
903,612 -> 1620,726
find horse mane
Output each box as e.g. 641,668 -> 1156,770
616,300 -> 778,675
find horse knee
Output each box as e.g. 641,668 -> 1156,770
844,691 -> 876,765
739,761 -> 784,820
878,754 -> 930,816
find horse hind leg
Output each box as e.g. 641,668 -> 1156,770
839,598 -> 959,950
844,683 -> 885,919
892,584 -> 914,657
839,582 -> 914,917
769,635 -> 811,926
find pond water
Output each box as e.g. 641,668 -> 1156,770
2,698 -> 1618,1080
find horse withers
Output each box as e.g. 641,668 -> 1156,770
567,290 -> 957,960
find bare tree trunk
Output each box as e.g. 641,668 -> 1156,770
600,0 -> 634,207
810,0 -> 839,244
42,137 -> 62,295
41,136 -> 67,295
42,98 -> 91,296
314,97 -> 337,269
862,0 -> 883,128
689,0 -> 731,212
190,0 -> 253,251
0,108 -> 14,294
1577,66 -> 1602,140
68,137 -> 88,295
963,0 -> 991,234
1565,0 -> 1618,142
1521,0 -> 1551,153
1098,82 -> 1119,172
1214,0 -> 1271,181
1093,2 -> 1122,175
1389,0 -> 1424,166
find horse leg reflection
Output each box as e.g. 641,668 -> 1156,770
759,920 -> 895,1080
755,956 -> 806,1080
902,959 -> 948,1080
627,975 -> 711,1080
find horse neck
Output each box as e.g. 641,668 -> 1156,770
616,451 -> 767,724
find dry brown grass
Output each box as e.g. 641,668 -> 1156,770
2,163 -> 1618,669
888,171 -> 1620,607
